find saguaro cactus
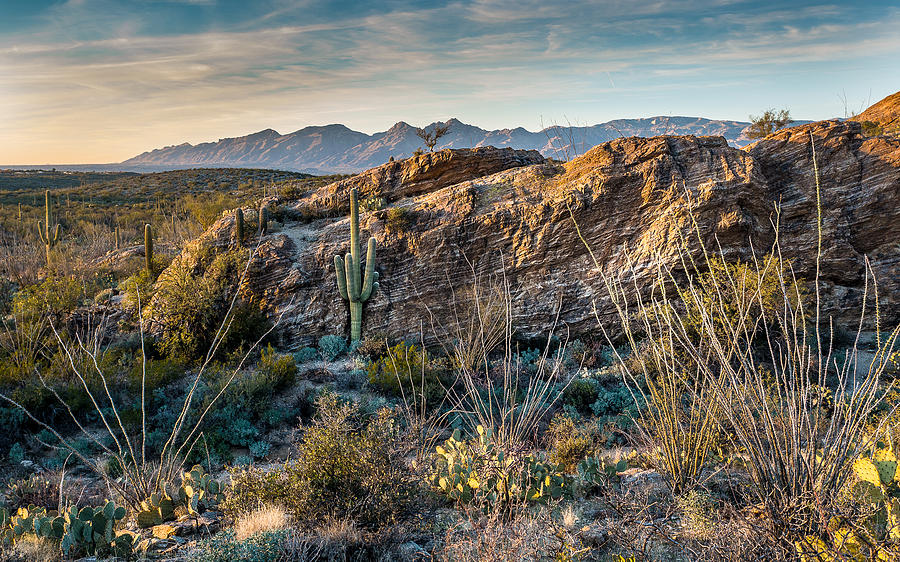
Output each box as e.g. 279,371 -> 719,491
37,190 -> 61,266
258,203 -> 268,236
114,226 -> 121,250
334,188 -> 379,342
144,224 -> 154,274
235,208 -> 244,246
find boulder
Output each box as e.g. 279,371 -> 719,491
150,122 -> 900,347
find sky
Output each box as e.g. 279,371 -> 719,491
1,0 -> 899,164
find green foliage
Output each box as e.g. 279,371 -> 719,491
8,443 -> 24,464
546,414 -> 595,473
224,394 -> 410,529
429,425 -> 570,507
384,207 -> 411,234
127,356 -> 183,393
367,342 -> 450,408
197,529 -> 291,562
292,346 -> 317,363
562,378 -> 599,416
317,334 -> 347,361
249,440 -> 271,459
255,345 -> 297,390
12,274 -> 82,319
149,249 -> 269,362
747,108 -> 793,139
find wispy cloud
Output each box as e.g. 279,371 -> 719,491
1,0 -> 898,163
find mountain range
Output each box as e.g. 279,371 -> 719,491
122,116 -> 766,174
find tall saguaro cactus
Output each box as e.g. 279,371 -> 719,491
334,188 -> 379,342
37,190 -> 61,266
144,224 -> 154,274
235,208 -> 245,246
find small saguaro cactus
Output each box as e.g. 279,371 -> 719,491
259,202 -> 268,236
235,208 -> 244,246
114,226 -> 121,250
144,224 -> 154,274
334,188 -> 379,342
37,189 -> 61,266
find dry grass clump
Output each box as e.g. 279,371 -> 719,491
437,510 -> 583,561
2,535 -> 62,562
233,505 -> 290,541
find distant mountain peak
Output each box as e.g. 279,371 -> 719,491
123,115 -> 760,173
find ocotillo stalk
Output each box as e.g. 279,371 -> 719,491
258,203 -> 268,236
334,188 -> 379,342
36,190 -> 61,266
235,208 -> 244,246
144,224 -> 153,274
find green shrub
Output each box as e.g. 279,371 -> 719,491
12,275 -> 82,319
197,529 -> 291,562
384,207 -> 410,234
367,342 -> 450,408
318,335 -> 347,361
224,394 -> 411,529
149,249 -> 269,363
562,378 -> 599,416
8,442 -> 24,463
255,345 -> 297,390
249,440 -> 271,459
127,356 -> 183,393
546,414 -> 595,473
292,347 -> 317,363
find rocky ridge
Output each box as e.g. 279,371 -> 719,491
151,122 -> 900,347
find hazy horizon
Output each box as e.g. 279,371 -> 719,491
2,0 -> 899,164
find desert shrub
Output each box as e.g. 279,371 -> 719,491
546,414 -> 595,473
249,441 -> 271,459
746,108 -> 792,138
291,347 -> 317,364
367,342 -> 451,409
354,332 -> 387,359
8,442 -> 25,463
384,207 -> 411,234
562,378 -> 599,415
317,335 -> 347,361
255,345 -> 297,390
225,394 -> 410,529
12,275 -> 82,319
127,356 -> 183,393
149,249 -> 268,363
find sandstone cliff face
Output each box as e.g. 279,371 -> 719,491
152,122 -> 900,348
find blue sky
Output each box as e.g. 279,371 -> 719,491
1,0 -> 898,163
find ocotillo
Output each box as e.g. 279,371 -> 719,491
334,188 -> 379,342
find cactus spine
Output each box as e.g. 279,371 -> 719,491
144,224 -> 153,274
36,190 -> 61,266
259,202 -> 268,236
235,208 -> 244,246
334,188 -> 378,342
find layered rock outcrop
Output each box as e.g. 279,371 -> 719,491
153,122 -> 900,347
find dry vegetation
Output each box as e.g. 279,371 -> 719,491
0,153 -> 897,561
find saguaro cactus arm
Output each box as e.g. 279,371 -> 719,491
334,255 -> 348,300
